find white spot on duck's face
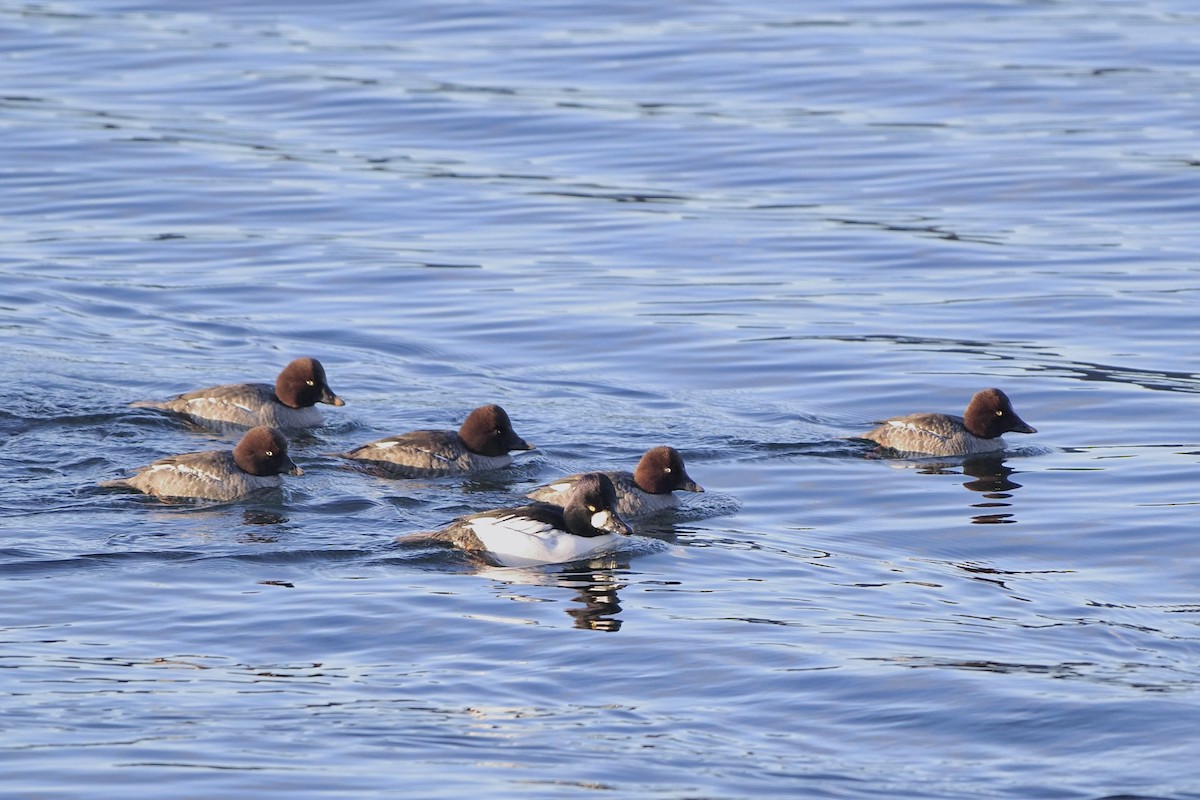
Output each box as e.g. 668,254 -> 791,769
590,510 -> 613,530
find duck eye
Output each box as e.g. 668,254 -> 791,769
306,380 -> 315,386
265,450 -> 274,456
664,467 -> 672,473
996,410 -> 1004,416
587,505 -> 597,513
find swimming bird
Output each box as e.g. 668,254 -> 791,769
334,404 -> 533,477
860,387 -> 1037,456
527,445 -> 703,517
132,357 -> 345,429
402,472 -> 632,567
98,426 -> 302,501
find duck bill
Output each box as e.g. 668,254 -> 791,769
321,387 -> 346,407
1011,416 -> 1037,434
680,476 -> 704,493
591,509 -> 632,536
509,435 -> 535,452
283,456 -> 304,476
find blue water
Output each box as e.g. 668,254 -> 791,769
3,0 -> 1200,797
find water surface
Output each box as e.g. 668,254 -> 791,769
3,1 -> 1200,797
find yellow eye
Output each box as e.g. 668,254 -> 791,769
306,380 -> 315,386
265,450 -> 274,456
664,467 -> 672,473
587,505 -> 597,513
996,410 -> 1004,416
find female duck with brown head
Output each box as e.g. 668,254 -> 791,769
99,426 -> 303,501
527,445 -> 703,517
861,388 -> 1037,457
336,404 -> 533,478
132,357 -> 345,430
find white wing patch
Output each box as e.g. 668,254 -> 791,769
885,418 -> 950,443
186,396 -> 256,414
149,462 -> 223,484
370,438 -> 455,463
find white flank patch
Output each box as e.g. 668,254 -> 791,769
468,514 -> 623,567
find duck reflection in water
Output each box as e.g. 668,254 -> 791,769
561,563 -> 625,632
915,455 -> 1023,524
477,558 -> 628,632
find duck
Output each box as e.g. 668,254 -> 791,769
527,445 -> 703,517
403,473 -> 632,567
98,426 -> 302,501
132,357 -> 345,429
860,387 -> 1037,456
334,404 -> 533,477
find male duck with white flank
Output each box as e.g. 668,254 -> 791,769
402,473 -> 632,567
